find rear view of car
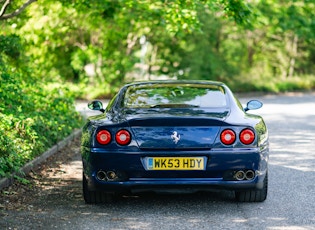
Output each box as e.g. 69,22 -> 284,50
81,80 -> 269,204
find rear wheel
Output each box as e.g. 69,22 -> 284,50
83,173 -> 115,204
235,172 -> 268,202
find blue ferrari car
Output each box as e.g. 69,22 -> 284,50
81,80 -> 269,203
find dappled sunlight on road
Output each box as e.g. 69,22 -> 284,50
268,114 -> 315,172
268,227 -> 313,230
270,128 -> 315,171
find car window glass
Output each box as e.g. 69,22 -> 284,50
123,84 -> 227,108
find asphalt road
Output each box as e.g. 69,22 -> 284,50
1,92 -> 315,230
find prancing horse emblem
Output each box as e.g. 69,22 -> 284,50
171,131 -> 180,144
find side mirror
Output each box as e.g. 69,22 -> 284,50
244,100 -> 263,112
88,100 -> 105,113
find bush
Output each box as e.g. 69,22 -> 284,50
0,36 -> 83,178
228,73 -> 315,94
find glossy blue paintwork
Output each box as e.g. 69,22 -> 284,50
81,80 -> 269,195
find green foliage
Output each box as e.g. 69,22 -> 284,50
1,0 -> 314,97
2,0 -> 265,99
0,35 -> 83,178
174,0 -> 315,93
14,175 -> 30,185
217,0 -> 254,25
0,35 -> 21,59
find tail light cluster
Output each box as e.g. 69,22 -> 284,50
96,129 -> 131,145
96,130 -> 111,145
220,128 -> 255,145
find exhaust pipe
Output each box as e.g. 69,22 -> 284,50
96,170 -> 107,181
234,170 -> 245,181
106,171 -> 117,181
245,170 -> 255,180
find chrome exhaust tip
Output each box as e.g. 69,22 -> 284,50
106,171 -> 117,181
234,170 -> 245,181
96,170 -> 107,181
245,170 -> 255,180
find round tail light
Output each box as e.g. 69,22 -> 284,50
220,129 -> 236,145
115,129 -> 131,145
240,129 -> 255,145
96,130 -> 111,145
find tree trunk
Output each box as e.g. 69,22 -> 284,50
288,34 -> 298,78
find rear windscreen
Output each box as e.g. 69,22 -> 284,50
123,83 -> 227,109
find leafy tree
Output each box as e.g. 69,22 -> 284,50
0,0 -> 37,20
236,0 -> 315,91
0,1 -> 82,177
2,0 -> 256,96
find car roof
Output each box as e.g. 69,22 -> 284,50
124,80 -> 226,87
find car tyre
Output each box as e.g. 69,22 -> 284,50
83,173 -> 115,204
235,172 -> 268,202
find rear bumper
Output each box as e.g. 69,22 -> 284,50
84,174 -> 267,194
82,146 -> 268,193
